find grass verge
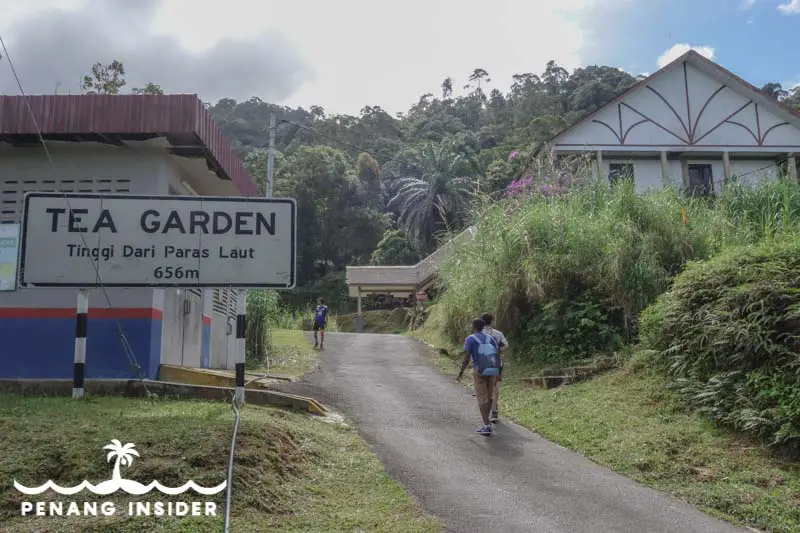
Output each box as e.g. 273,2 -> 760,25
0,394 -> 441,533
336,309 -> 409,334
412,325 -> 800,533
258,328 -> 320,378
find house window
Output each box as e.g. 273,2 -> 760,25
608,163 -> 634,184
687,164 -> 713,196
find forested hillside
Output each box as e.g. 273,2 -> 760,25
79,59 -> 800,309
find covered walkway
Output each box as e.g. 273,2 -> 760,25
345,227 -> 476,330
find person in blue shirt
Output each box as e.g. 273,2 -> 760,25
312,298 -> 329,349
457,317 -> 504,436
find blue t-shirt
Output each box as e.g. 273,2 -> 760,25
314,305 -> 328,325
464,332 -> 500,369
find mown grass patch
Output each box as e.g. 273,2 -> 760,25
0,395 -> 441,533
257,328 -> 320,378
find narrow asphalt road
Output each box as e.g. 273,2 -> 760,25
276,332 -> 745,533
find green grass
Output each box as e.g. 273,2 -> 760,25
0,394 -> 442,533
412,323 -> 800,533
336,309 -> 409,334
257,328 -> 320,378
435,172 -> 800,362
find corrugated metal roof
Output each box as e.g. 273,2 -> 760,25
0,94 -> 257,196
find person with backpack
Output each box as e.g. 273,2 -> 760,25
481,313 -> 508,423
456,317 -> 504,436
312,298 -> 328,349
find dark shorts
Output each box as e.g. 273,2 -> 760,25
313,321 -> 325,331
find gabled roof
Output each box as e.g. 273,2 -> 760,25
533,50 -> 800,156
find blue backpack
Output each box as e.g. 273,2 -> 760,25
470,333 -> 500,376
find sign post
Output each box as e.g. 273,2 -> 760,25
18,192 -> 297,405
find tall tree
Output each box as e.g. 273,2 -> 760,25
387,142 -> 474,253
441,77 -> 454,100
82,60 -> 126,95
466,68 -> 491,91
132,82 -> 164,95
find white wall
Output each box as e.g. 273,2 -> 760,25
599,157 -> 780,194
0,143 -> 219,372
0,144 -> 164,309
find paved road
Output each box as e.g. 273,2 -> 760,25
277,332 -> 745,533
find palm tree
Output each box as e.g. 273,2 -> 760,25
103,439 -> 140,482
388,142 -> 474,253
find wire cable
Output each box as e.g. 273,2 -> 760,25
223,392 -> 240,533
0,34 -> 150,395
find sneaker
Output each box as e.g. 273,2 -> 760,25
474,424 -> 492,436
490,411 -> 499,423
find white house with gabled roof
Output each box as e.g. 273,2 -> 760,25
539,50 -> 800,194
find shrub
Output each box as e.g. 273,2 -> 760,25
435,161 -> 800,366
518,286 -> 624,365
639,238 -> 800,451
246,290 -> 280,367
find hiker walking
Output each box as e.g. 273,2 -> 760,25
457,317 -> 504,436
481,313 -> 508,423
313,298 -> 329,349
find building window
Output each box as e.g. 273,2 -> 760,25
687,164 -> 713,196
608,163 -> 634,184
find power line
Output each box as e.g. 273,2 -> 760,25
0,34 -> 150,393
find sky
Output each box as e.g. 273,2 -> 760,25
0,0 -> 798,117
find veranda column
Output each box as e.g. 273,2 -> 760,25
681,158 -> 690,191
595,150 -> 604,181
788,153 -> 798,183
722,150 -> 732,186
660,151 -> 669,185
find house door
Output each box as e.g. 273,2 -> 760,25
688,164 -> 713,196
180,289 -> 203,368
161,288 -> 203,368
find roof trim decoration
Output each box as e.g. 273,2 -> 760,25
534,50 -> 800,157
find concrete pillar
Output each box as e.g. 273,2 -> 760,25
355,293 -> 364,333
788,153 -> 798,183
660,151 -> 669,186
681,158 -> 690,191
722,150 -> 732,186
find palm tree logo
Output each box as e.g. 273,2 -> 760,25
104,440 -> 140,484
14,438 -> 227,496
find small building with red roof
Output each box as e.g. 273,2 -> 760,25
0,94 -> 258,380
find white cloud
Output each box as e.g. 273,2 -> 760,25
0,0 -> 627,116
740,0 -> 756,9
656,43 -> 715,69
778,0 -> 800,14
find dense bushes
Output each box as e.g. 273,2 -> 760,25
639,239 -> 800,451
435,167 -> 800,367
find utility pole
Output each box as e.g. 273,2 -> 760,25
266,114 -> 276,198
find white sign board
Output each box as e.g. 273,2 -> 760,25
0,223 -> 20,291
18,193 -> 296,289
